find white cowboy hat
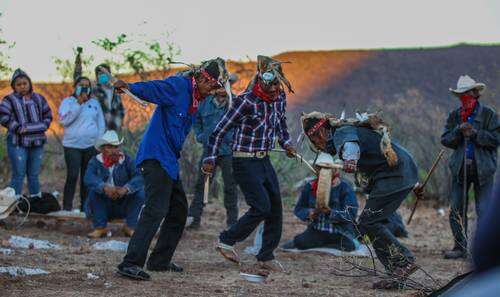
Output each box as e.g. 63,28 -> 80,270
95,130 -> 123,150
315,152 -> 334,166
0,187 -> 18,220
449,75 -> 486,94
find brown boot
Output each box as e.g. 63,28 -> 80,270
87,228 -> 108,239
257,260 -> 285,273
122,225 -> 134,237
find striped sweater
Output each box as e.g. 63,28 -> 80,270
0,92 -> 53,147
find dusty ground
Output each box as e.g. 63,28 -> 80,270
0,201 -> 472,297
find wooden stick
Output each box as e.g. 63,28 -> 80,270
271,149 -> 319,174
407,149 -> 445,225
97,66 -> 148,107
203,175 -> 210,205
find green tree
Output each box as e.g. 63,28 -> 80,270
0,12 -> 15,79
52,47 -> 95,82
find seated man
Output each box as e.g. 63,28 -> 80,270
84,130 -> 145,238
282,164 -> 359,251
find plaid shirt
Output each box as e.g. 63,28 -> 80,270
205,90 -> 291,161
93,84 -> 124,131
0,93 -> 53,147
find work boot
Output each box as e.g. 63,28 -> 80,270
122,225 -> 134,237
444,247 -> 467,260
87,228 -> 108,239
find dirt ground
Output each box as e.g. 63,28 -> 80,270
0,201 -> 472,297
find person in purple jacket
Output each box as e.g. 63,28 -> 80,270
113,58 -> 230,281
0,69 -> 53,198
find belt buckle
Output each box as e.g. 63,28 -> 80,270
256,151 -> 266,158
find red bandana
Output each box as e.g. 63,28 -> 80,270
307,119 -> 328,136
189,77 -> 202,114
459,94 -> 478,122
252,82 -> 279,103
103,153 -> 123,168
310,172 -> 340,198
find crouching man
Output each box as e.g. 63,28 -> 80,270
84,130 -> 144,238
282,154 -> 359,251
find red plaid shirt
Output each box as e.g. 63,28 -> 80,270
204,91 -> 291,162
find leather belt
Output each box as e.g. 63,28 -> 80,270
233,151 -> 269,158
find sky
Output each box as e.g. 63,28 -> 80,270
1,0 -> 499,81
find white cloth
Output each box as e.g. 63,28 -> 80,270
58,97 -> 105,149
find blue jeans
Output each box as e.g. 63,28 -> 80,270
86,190 -> 145,228
6,135 -> 44,196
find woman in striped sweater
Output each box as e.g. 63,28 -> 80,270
0,69 -> 53,198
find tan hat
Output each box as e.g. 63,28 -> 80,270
95,130 -> 123,150
0,187 -> 18,220
449,75 -> 486,94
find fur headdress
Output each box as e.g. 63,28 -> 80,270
246,55 -> 294,93
300,111 -> 399,167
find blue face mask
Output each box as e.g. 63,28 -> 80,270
98,74 -> 110,85
75,86 -> 90,97
261,71 -> 276,84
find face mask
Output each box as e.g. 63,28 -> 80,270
261,71 -> 276,84
76,86 -> 91,97
98,74 -> 110,85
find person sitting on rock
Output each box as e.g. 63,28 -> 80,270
84,130 -> 145,238
282,154 -> 359,251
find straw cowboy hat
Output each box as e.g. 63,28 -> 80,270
449,75 -> 486,95
95,130 -> 123,150
0,187 -> 18,220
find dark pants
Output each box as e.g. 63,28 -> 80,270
220,157 -> 282,262
188,155 -> 238,226
120,160 -> 188,268
449,163 -> 493,251
86,190 -> 145,228
294,226 -> 356,251
63,146 -> 97,211
359,188 -> 415,271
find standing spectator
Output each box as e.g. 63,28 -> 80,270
0,69 -> 53,198
94,64 -> 124,131
187,74 -> 239,230
441,75 -> 498,259
58,76 -> 105,211
84,130 -> 144,238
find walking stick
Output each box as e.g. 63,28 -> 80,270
203,174 -> 210,205
97,66 -> 148,107
461,137 -> 470,242
407,149 -> 445,225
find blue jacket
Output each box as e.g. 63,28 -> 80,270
330,126 -> 419,198
441,103 -> 499,185
294,180 -> 358,236
129,76 -> 194,180
84,153 -> 144,195
193,95 -> 233,156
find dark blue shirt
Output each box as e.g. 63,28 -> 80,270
129,76 -> 193,180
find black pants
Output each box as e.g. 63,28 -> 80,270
120,160 -> 188,268
220,157 -> 282,262
63,146 -> 97,211
188,155 -> 238,226
293,226 -> 356,251
359,188 -> 415,271
449,163 -> 493,251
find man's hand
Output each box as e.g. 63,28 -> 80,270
104,186 -> 120,200
116,187 -> 129,198
202,160 -> 215,175
113,80 -> 129,94
308,209 -> 319,220
413,183 -> 425,200
343,159 -> 357,173
317,207 -> 331,214
459,123 -> 476,138
284,144 -> 297,158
